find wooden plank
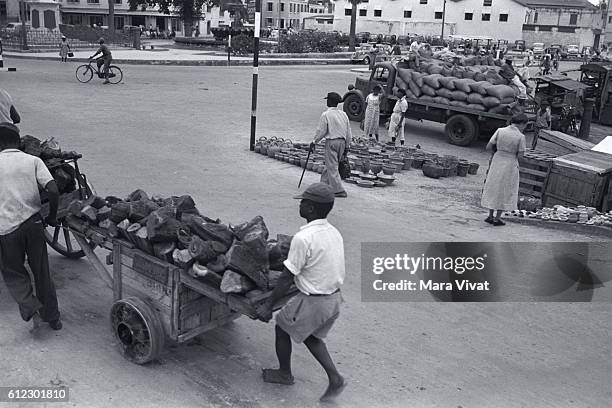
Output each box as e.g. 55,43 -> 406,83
121,269 -> 173,309
520,178 -> 545,188
113,241 -> 123,301
180,296 -> 215,319
177,312 -> 241,343
74,234 -> 113,289
538,129 -> 596,153
520,168 -> 549,178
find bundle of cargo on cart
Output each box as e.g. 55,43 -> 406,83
23,135 -> 298,364
342,56 -> 537,146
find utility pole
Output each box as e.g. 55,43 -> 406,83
250,0 -> 261,151
440,0 -> 447,43
19,0 -> 28,50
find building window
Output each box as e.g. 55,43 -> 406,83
465,13 -> 473,21
289,3 -> 292,12
114,16 -> 124,27
359,9 -> 366,16
115,0 -> 121,3
435,12 -> 443,19
267,2 -> 272,12
404,10 -> 412,18
420,0 -> 427,4
534,12 -> 538,23
499,13 -> 508,22
345,8 -> 351,16
482,13 -> 490,21
374,9 -> 381,17
609,16 -> 612,23
87,0 -> 99,3
266,17 -> 273,25
483,0 -> 492,6
66,0 -> 79,3
280,3 -> 284,12
569,13 -> 578,25
89,15 -> 103,26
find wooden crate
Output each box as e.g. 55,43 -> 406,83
544,150 -> 612,211
518,149 -> 556,199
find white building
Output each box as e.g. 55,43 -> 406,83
331,0 -> 527,41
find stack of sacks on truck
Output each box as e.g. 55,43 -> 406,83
394,57 -> 518,114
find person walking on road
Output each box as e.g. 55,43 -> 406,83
0,88 -> 21,124
0,123 -> 62,331
363,85 -> 383,141
481,114 -> 528,226
387,88 -> 408,146
59,36 -> 71,63
310,92 -> 351,198
257,182 -> 346,403
90,38 -> 113,84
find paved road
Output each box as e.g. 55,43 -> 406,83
0,60 -> 611,408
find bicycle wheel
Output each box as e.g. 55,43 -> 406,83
75,65 -> 93,83
108,66 -> 123,84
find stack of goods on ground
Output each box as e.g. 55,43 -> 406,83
254,136 -> 480,184
394,55 -> 518,115
19,135 -> 82,195
506,204 -> 612,228
66,190 -> 293,296
344,138 -> 480,181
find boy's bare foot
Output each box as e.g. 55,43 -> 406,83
262,368 -> 295,385
320,375 -> 346,402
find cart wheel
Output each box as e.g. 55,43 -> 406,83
110,297 -> 165,364
44,179 -> 97,259
44,219 -> 94,259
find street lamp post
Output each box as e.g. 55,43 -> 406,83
249,0 -> 261,151
440,0 -> 447,43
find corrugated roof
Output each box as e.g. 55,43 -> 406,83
512,0 -> 598,9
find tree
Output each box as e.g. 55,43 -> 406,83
128,0 -> 216,36
109,0 -> 115,32
348,0 -> 365,52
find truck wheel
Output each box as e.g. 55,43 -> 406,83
363,56 -> 370,65
445,115 -> 479,146
343,93 -> 365,122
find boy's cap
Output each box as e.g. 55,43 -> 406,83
294,182 -> 335,203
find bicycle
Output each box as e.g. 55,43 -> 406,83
75,59 -> 123,84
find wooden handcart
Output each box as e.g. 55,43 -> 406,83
45,210 -> 297,365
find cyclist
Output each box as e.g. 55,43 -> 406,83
89,38 -> 112,84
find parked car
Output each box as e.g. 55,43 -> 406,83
350,44 -> 389,65
548,44 -> 567,59
532,42 -> 545,59
567,44 -> 580,59
356,32 -> 371,43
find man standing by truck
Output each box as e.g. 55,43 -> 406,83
0,122 -> 62,331
387,88 -> 408,146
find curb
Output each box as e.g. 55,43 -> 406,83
4,53 -> 352,66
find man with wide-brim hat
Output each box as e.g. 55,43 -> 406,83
257,182 -> 346,402
309,92 -> 352,198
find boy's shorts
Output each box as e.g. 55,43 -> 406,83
276,291 -> 342,343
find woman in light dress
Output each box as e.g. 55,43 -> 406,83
59,36 -> 71,63
481,114 -> 528,226
363,85 -> 383,141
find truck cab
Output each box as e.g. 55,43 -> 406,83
343,62 -> 399,121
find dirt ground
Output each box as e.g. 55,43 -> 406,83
0,59 -> 611,408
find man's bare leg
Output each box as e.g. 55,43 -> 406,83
304,335 -> 345,402
262,325 -> 295,385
